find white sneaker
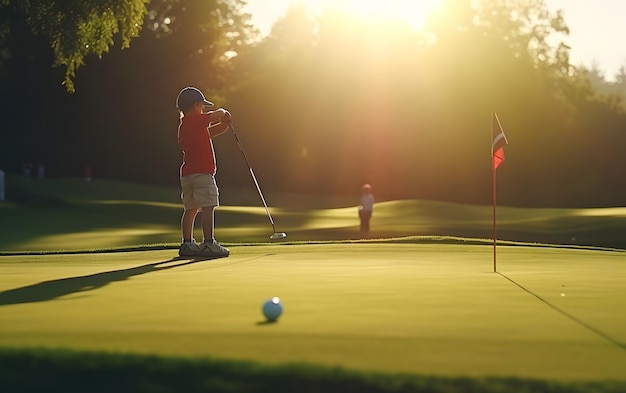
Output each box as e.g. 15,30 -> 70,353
178,240 -> 199,257
197,240 -> 230,257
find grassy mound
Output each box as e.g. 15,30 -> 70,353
1,176 -> 625,252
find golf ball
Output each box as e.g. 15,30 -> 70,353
262,297 -> 283,322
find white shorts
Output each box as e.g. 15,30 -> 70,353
180,173 -> 219,210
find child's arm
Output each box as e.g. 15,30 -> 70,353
208,110 -> 231,137
205,108 -> 228,123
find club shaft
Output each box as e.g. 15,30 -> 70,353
230,121 -> 277,231
248,166 -> 275,227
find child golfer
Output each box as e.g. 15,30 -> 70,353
176,86 -> 231,257
359,183 -> 375,236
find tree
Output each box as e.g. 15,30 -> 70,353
0,0 -> 256,182
224,0 -> 626,206
0,0 -> 149,92
67,0 -> 257,184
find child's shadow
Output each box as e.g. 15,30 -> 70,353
0,256 -> 221,306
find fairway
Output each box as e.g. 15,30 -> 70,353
1,242 -> 624,383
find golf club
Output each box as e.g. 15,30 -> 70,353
229,120 -> 287,241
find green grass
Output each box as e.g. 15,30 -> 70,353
1,177 -> 625,392
1,244 -> 625,391
1,176 -> 625,252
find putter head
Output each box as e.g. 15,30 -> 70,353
270,232 -> 287,241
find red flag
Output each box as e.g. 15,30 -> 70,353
492,112 -> 508,170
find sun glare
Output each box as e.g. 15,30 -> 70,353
302,0 -> 443,30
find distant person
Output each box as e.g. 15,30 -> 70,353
22,162 -> 32,180
176,86 -> 231,258
37,161 -> 45,180
359,183 -> 375,236
83,165 -> 93,181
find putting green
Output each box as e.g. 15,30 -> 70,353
0,243 -> 624,382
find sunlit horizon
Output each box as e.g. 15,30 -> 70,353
247,0 -> 626,81
304,0 -> 443,31
248,0 -> 443,34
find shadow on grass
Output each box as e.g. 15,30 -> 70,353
0,256 -> 224,306
497,272 -> 626,352
256,320 -> 279,326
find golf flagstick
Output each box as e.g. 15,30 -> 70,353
491,112 -> 508,272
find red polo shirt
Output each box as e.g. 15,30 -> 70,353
178,113 -> 217,177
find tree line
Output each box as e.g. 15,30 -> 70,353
0,0 -> 624,207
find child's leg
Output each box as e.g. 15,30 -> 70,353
194,205 -> 229,256
181,208 -> 200,241
359,210 -> 366,233
359,210 -> 371,234
201,206 -> 215,242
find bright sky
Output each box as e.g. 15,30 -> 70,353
546,0 -> 626,81
244,0 -> 626,81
